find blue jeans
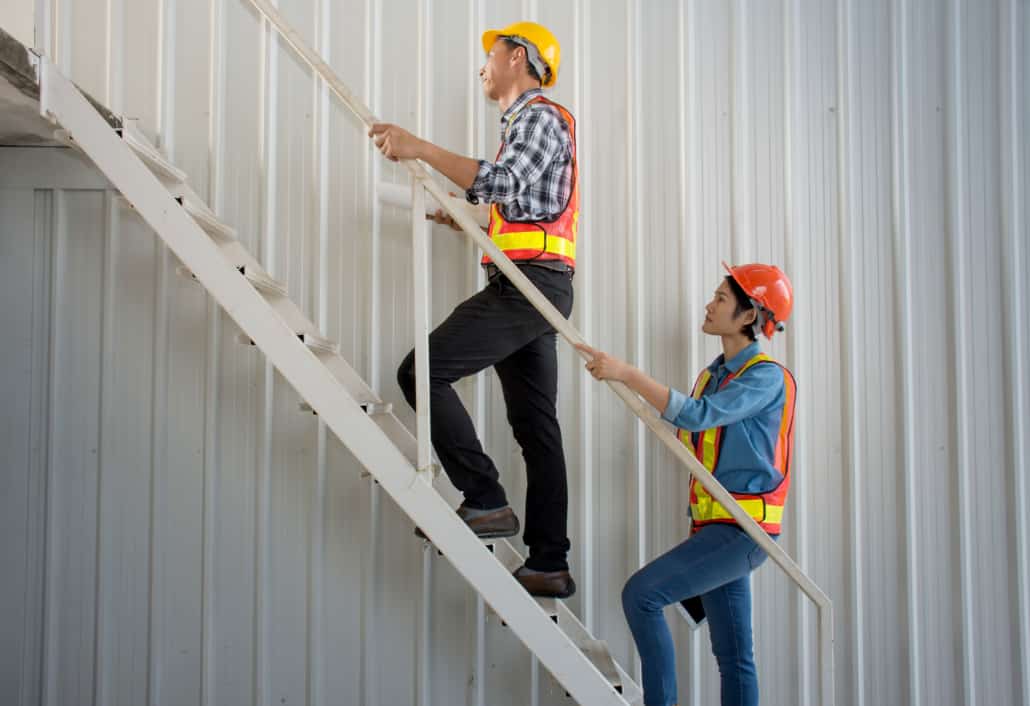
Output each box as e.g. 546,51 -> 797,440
621,524 -> 772,706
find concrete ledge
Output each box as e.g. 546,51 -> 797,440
0,24 -> 121,145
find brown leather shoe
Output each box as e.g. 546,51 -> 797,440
513,566 -> 577,599
414,504 -> 520,540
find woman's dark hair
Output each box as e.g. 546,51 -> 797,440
501,37 -> 543,83
725,275 -> 758,341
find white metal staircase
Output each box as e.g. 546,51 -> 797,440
38,56 -> 642,706
35,1 -> 836,702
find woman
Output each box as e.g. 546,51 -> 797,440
577,262 -> 796,706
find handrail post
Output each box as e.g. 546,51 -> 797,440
821,602 -> 835,706
411,181 -> 432,475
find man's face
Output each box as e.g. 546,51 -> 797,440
479,40 -> 516,100
702,280 -> 754,337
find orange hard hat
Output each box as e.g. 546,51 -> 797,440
722,261 -> 794,339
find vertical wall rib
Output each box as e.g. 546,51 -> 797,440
946,0 -> 977,704
1002,0 -> 1030,701
888,1 -> 922,703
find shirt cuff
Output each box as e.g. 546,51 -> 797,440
465,160 -> 494,204
663,387 -> 689,424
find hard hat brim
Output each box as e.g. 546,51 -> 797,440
482,29 -> 502,54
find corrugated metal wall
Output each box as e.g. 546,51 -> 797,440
1,0 -> 1027,704
0,0 -> 33,46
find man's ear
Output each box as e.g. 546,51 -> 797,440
741,308 -> 758,327
511,45 -> 526,68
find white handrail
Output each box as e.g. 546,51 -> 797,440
241,1 -> 834,703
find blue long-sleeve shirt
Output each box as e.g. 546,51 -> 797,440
662,342 -> 788,495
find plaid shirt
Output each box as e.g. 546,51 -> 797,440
466,89 -> 574,223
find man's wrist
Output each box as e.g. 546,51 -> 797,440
622,365 -> 639,386
414,138 -> 429,161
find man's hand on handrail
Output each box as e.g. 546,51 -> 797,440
426,192 -> 489,233
369,122 -> 422,162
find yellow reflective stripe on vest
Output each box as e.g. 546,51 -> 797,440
698,428 -> 718,470
490,229 -> 577,260
691,370 -> 715,468
738,353 -> 773,374
489,201 -> 580,241
691,370 -> 712,400
691,495 -> 784,525
692,494 -> 763,522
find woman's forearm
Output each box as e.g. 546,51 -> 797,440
623,367 -> 671,415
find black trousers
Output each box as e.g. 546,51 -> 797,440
397,265 -> 574,572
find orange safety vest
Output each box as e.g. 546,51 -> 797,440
678,353 -> 797,535
482,96 -> 579,269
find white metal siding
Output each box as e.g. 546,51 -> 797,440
1,0 -> 1027,704
0,0 -> 33,47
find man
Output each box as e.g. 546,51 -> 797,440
577,263 -> 796,706
368,22 -> 579,599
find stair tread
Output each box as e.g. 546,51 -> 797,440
234,329 -> 338,355
117,122 -> 187,183
578,639 -> 622,688
369,409 -> 420,467
315,353 -> 379,405
177,192 -> 237,240
238,265 -> 288,296
297,331 -> 338,354
174,262 -> 287,301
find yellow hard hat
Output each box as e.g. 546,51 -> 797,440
481,21 -> 561,88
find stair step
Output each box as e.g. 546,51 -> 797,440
368,408 -> 420,467
578,639 -> 623,693
235,330 -> 339,355
176,193 -> 237,241
487,538 -> 526,573
315,352 -> 380,405
495,596 -> 559,626
300,400 -> 391,416
175,265 -> 199,282
116,122 -> 187,184
233,270 -> 319,337
237,265 -> 288,297
175,262 -> 287,301
362,402 -> 393,415
297,331 -> 338,354
52,128 -> 79,150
